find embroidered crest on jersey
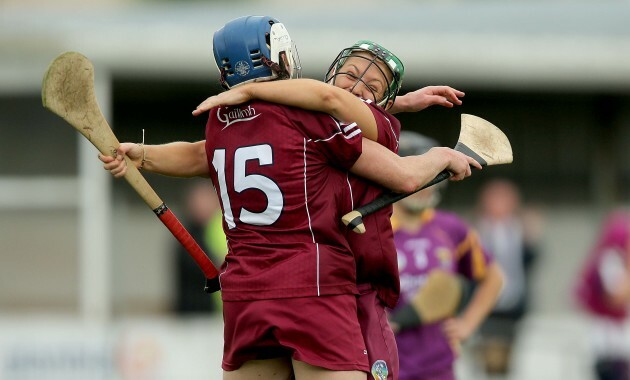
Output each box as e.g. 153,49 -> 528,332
371,359 -> 388,380
234,60 -> 250,77
217,105 -> 261,129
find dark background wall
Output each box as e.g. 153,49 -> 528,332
5,78 -> 627,212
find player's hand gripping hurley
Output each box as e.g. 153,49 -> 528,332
342,114 -> 513,233
42,52 -> 220,292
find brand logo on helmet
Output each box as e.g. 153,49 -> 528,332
273,35 -> 290,44
217,105 -> 260,129
234,61 -> 250,77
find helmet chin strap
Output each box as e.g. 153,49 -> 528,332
261,56 -> 289,80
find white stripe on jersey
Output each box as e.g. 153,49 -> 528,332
345,129 -> 361,139
383,116 -> 399,151
303,137 -> 321,296
308,117 -> 362,143
310,129 -> 361,143
340,121 -> 361,139
343,122 -> 357,133
316,243 -> 320,296
345,172 -> 354,209
303,137 -> 316,244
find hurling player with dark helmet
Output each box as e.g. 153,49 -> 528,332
391,131 -> 503,380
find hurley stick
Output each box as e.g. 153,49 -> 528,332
42,52 -> 220,292
342,114 -> 513,234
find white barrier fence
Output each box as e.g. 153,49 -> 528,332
1,313 -> 628,380
0,315 -> 224,380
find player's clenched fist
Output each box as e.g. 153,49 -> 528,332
444,147 -> 482,181
423,147 -> 481,181
98,142 -> 143,178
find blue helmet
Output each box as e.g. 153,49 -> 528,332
213,16 -> 301,89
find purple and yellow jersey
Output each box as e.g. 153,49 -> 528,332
393,209 -> 492,378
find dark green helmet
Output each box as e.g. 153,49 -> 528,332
325,40 -> 404,109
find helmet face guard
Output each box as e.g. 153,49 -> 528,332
213,16 -> 302,89
325,40 -> 404,109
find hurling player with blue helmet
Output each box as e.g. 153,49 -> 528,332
101,16 -> 479,380
193,36 -> 480,380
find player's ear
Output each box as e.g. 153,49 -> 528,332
384,99 -> 394,110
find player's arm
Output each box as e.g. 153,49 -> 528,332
610,265 -> 630,306
389,86 -> 465,114
442,262 -> 503,343
192,79 -> 379,140
99,140 -> 209,178
599,248 -> 630,306
349,138 -> 480,194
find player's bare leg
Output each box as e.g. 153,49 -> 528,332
223,358 -> 292,380
291,360 -> 366,380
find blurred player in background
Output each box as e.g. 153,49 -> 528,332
194,39 -> 474,380
389,131 -> 503,380
173,180 -> 226,314
100,16 -> 479,380
473,178 -> 541,376
575,209 -> 630,380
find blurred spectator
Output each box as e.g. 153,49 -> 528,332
173,180 -> 226,314
575,209 -> 630,380
473,178 -> 542,376
390,131 -> 503,380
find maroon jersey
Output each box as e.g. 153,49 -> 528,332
344,100 -> 402,309
575,211 -> 630,321
205,100 -> 363,301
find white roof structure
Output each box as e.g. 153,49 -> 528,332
2,0 -> 630,93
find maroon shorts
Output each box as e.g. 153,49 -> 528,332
222,294 -> 369,373
357,284 -> 399,380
